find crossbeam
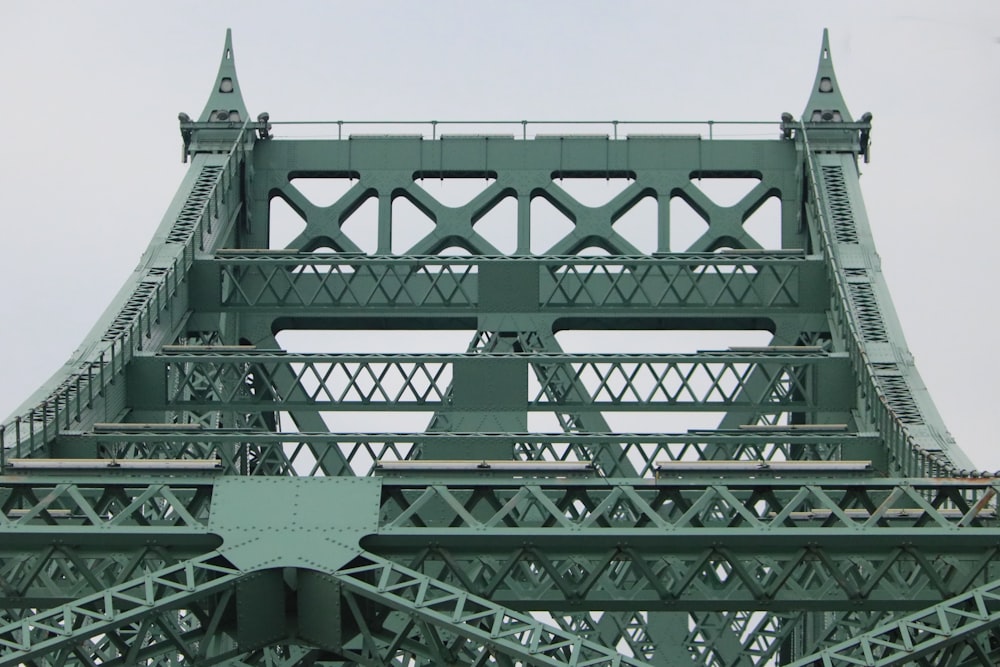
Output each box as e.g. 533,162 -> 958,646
129,351 -> 849,414
52,430 -> 882,477
204,254 -> 819,313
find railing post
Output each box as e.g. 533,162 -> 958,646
28,409 -> 35,452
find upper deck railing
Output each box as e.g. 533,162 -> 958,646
268,119 -> 780,141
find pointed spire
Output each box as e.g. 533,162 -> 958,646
197,29 -> 249,123
802,29 -> 853,123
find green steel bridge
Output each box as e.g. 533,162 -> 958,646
2,29 -> 998,666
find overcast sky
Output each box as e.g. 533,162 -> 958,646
1,2 -> 998,468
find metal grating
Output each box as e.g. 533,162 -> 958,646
846,281 -> 889,343
870,364 -> 924,425
166,165 -> 223,244
100,268 -> 169,343
821,164 -> 859,244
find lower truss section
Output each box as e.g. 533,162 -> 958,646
0,552 -> 243,665
0,549 -> 658,666
333,553 -> 654,666
789,576 -> 1000,666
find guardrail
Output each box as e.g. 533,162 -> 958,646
0,123 -> 255,463
800,125 -> 968,478
269,118 -> 782,141
264,118 -> 872,141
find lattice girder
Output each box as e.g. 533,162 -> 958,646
208,254 -> 817,312
1,475 -> 996,616
52,430 -> 873,478
129,350 -> 848,414
250,137 -> 801,256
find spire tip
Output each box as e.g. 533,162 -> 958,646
801,28 -> 853,123
196,29 -> 248,124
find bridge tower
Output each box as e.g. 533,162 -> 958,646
2,29 -> 998,667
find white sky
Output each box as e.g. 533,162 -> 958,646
1,2 -> 998,468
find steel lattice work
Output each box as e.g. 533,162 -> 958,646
2,29 -> 996,666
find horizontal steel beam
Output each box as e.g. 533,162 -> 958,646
375,478 -> 1000,531
0,474 -> 996,617
254,133 -> 796,173
128,350 -> 850,413
197,254 -> 824,315
3,523 -> 990,554
56,429 -> 880,445
369,479 -> 1000,610
368,528 -> 998,552
53,430 -> 880,477
3,475 -> 994,546
368,547 -> 999,612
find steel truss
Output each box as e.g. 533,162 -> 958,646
1,28 -> 995,666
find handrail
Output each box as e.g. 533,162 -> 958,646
268,118 -> 788,141
0,122 -> 255,463
799,123 -> 967,478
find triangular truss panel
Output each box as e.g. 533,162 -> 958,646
2,28 -> 997,667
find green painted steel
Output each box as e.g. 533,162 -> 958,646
0,27 -> 995,666
783,577 -> 1000,666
